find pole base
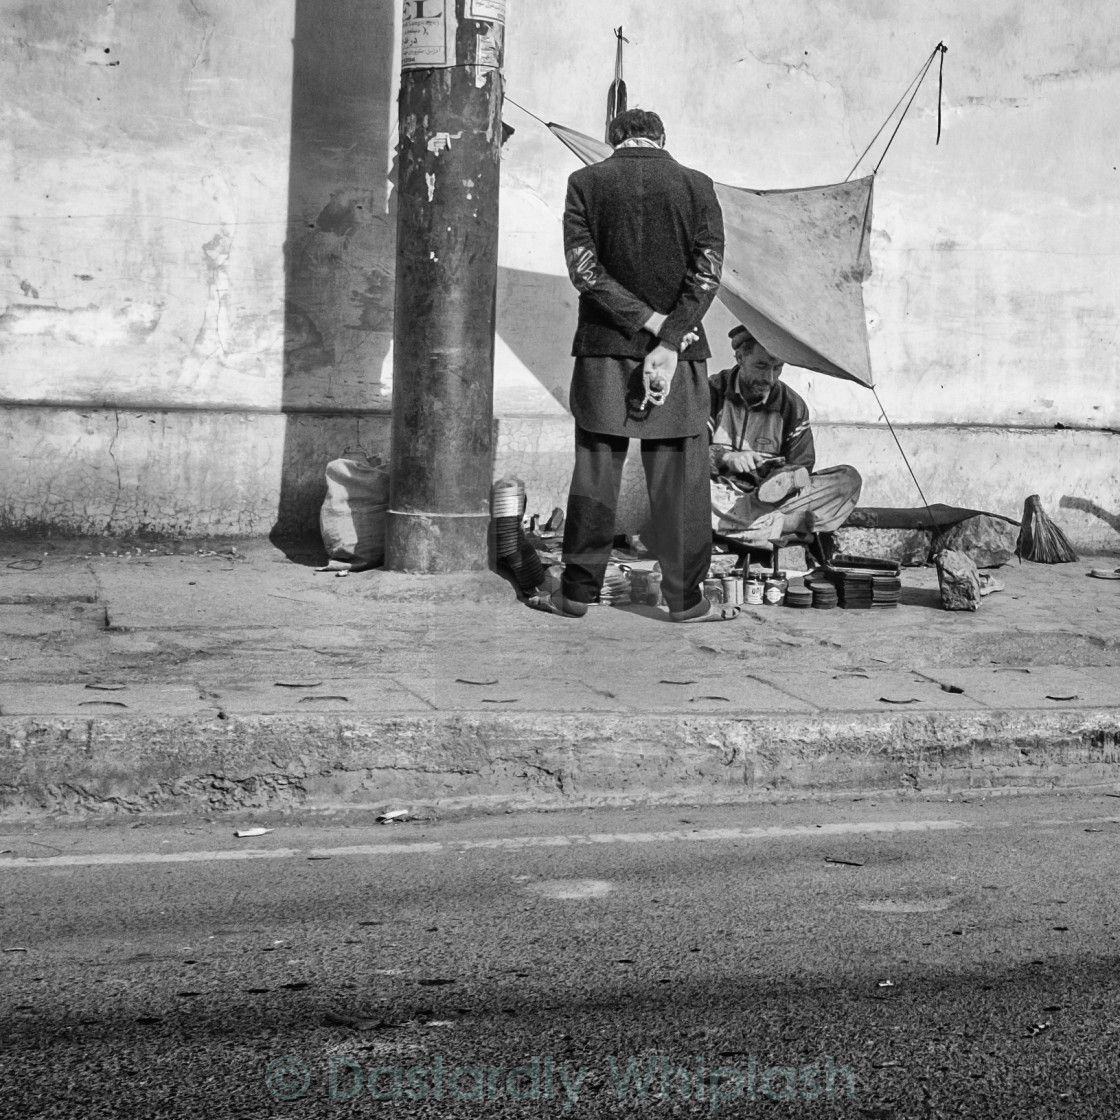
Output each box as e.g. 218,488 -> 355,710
385,510 -> 490,573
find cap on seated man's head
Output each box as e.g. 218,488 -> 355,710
728,325 -> 756,349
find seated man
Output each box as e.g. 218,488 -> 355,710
709,325 -> 862,547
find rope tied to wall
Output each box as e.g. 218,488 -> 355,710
845,41 -> 948,181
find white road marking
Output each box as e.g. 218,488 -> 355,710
0,819 -> 967,869
2,816 -> 1116,871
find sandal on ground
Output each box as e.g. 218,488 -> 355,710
526,591 -> 588,618
1088,567 -> 1120,580
669,598 -> 742,623
978,573 -> 1005,595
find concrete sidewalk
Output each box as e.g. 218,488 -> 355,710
1,536 -> 1118,821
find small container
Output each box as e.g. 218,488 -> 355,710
703,577 -> 725,605
721,576 -> 741,605
744,576 -> 764,606
630,570 -> 649,600
763,572 -> 788,606
645,569 -> 663,606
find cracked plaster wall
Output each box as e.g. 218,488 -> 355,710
1,1 -> 1118,543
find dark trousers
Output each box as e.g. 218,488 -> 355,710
561,425 -> 711,613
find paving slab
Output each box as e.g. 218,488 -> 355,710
0,683 -> 219,718
760,669 -> 988,712
956,664 -> 1120,709
0,555 -> 99,604
210,679 -> 435,715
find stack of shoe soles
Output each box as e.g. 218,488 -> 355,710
784,583 -> 813,609
599,564 -> 631,605
805,577 -> 838,609
827,555 -> 902,611
835,571 -> 874,609
491,479 -> 545,596
871,573 -> 902,609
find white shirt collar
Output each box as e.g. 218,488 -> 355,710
615,137 -> 662,150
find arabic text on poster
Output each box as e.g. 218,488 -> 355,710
469,0 -> 507,23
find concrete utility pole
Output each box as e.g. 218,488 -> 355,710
386,0 -> 507,572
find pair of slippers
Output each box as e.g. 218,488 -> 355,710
1089,567 -> 1120,580
527,591 -> 740,624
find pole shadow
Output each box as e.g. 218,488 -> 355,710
269,0 -> 397,564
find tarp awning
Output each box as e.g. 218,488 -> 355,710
548,122 -> 876,388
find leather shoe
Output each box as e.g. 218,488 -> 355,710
757,465 -> 810,505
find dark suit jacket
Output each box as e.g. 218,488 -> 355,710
562,147 -> 724,439
563,147 -> 724,359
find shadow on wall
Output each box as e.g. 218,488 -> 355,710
1059,496 -> 1120,540
270,0 -> 397,552
496,265 -> 577,413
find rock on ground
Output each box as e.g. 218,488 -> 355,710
833,526 -> 932,566
936,514 -> 1018,568
935,548 -> 982,611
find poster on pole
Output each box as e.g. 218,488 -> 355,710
474,21 -> 504,74
402,0 -> 454,69
468,0 -> 507,22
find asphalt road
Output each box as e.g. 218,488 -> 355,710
2,794 -> 1120,1118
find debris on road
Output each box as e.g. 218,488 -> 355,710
824,856 -> 865,867
234,827 -> 273,838
377,809 -> 411,824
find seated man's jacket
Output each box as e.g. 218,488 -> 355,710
708,366 -> 815,476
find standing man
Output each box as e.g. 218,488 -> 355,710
531,108 -> 734,623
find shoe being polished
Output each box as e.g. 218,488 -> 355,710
757,464 -> 810,505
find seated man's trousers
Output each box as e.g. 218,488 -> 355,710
711,464 -> 862,542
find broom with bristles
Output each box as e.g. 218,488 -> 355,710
1016,494 -> 1078,563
